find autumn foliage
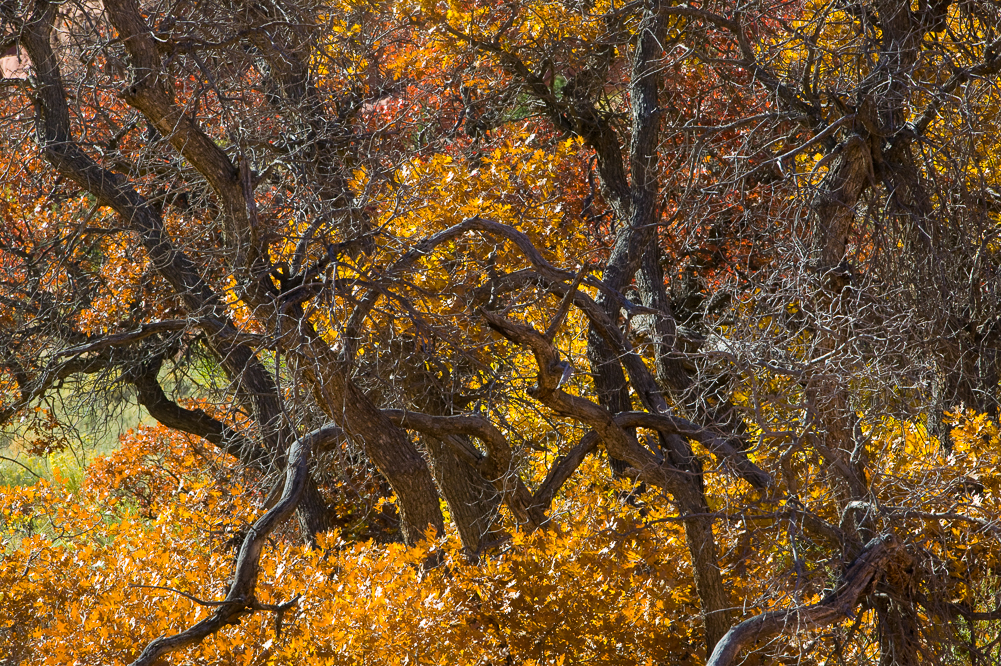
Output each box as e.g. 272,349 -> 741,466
3,423 -> 705,665
4,412 -> 1001,664
2,0 -> 1001,663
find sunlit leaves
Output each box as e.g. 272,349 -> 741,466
3,422 -> 704,665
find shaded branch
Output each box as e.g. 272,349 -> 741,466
473,266 -> 775,490
21,0 -> 289,456
128,358 -> 270,469
614,412 -> 772,490
384,409 -> 544,528
479,308 -> 691,495
533,431 -> 600,511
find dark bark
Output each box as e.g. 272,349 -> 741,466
127,356 -> 336,537
422,434 -> 502,553
385,410 -> 545,531
481,307 -> 734,652
21,0 -> 288,457
128,426 -> 316,666
25,0 -> 447,547
20,0 -> 339,545
271,313 -> 446,545
387,342 -> 505,552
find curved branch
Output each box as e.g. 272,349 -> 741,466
474,267 -> 775,489
0,355 -> 108,428
479,309 -> 688,493
707,533 -> 897,666
344,217 -> 648,359
533,431 -> 600,511
53,320 -> 189,358
21,0 -> 288,456
384,409 -> 544,528
481,307 -> 737,652
128,358 -> 270,469
103,0 -> 253,243
128,430 -> 312,666
614,412 -> 772,490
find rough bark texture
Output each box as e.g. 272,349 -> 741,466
6,0 -> 1001,660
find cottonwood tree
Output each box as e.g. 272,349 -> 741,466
1,0 -> 1000,663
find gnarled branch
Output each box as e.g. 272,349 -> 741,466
707,533 -> 898,666
384,409 -> 544,529
129,427 -> 317,666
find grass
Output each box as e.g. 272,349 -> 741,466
0,364 -> 211,489
0,394 -> 153,489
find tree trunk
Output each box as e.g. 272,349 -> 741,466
423,434 -> 502,554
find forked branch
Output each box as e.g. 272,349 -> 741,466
384,409 -> 545,528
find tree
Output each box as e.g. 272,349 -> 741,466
1,0 -> 1000,663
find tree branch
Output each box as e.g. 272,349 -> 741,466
533,431 -> 601,511
707,533 -> 898,666
384,409 -> 544,528
128,429 -> 312,666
